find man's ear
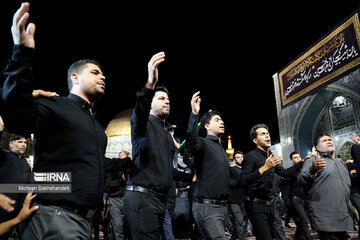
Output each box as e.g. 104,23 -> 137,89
204,123 -> 210,132
252,138 -> 258,145
71,73 -> 79,85
9,141 -> 13,149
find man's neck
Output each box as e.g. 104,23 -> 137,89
71,91 -> 96,108
256,145 -> 269,154
11,151 -> 22,158
150,113 -> 166,122
207,132 -> 222,142
321,151 -> 335,160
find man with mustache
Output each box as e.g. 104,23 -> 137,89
0,118 -> 31,240
299,134 -> 353,240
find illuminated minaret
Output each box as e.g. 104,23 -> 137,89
226,135 -> 235,159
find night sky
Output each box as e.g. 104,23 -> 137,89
1,1 -> 359,154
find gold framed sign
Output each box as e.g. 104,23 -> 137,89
278,10 -> 360,108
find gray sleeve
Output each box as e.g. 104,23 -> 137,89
298,157 -> 316,186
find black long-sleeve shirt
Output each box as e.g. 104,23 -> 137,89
0,132 -> 31,208
186,112 -> 229,200
287,161 -> 305,199
350,144 -> 360,194
2,45 -> 131,210
129,87 -> 175,192
228,166 -> 246,204
242,147 -> 302,200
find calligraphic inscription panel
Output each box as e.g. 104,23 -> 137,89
278,11 -> 360,108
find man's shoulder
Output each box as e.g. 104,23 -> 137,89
229,165 -> 242,172
243,148 -> 266,167
33,96 -> 72,108
34,95 -> 67,103
245,148 -> 262,158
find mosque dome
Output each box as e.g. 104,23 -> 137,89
106,108 -> 133,138
105,108 -> 133,158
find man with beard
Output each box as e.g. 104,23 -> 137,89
2,3 -> 132,239
299,134 -> 353,240
0,117 -> 31,240
124,52 -> 176,239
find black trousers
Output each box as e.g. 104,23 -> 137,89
229,203 -> 246,240
291,196 -> 312,240
172,197 -> 192,239
124,190 -> 166,240
245,198 -> 280,240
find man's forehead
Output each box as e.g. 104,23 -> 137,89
11,137 -> 26,143
210,114 -> 222,120
85,63 -> 102,72
256,128 -> 268,134
320,135 -> 333,141
154,91 -> 169,98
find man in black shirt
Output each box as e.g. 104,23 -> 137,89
124,51 -> 176,239
2,3 -> 131,239
0,118 -> 31,240
288,151 -> 312,240
242,124 -> 302,240
106,150 -> 129,240
187,93 -> 280,239
228,150 -> 247,240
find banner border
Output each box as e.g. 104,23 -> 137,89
278,12 -> 360,108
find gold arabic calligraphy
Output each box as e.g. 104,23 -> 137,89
285,33 -> 345,81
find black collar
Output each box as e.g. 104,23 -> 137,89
68,93 -> 92,113
9,151 -> 24,159
149,114 -> 167,127
206,134 -> 221,144
255,147 -> 268,157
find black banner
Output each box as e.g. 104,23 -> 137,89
278,10 -> 360,108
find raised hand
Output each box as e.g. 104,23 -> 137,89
259,155 -> 282,175
191,91 -> 201,115
11,2 -> 35,48
352,133 -> 360,145
146,52 -> 165,89
0,116 -> 4,132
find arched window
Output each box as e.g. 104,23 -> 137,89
329,95 -> 356,132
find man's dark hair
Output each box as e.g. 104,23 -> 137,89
249,123 -> 269,141
313,133 -> 331,147
154,86 -> 169,96
234,150 -> 243,156
67,59 -> 102,92
200,110 -> 222,135
290,151 -> 299,160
